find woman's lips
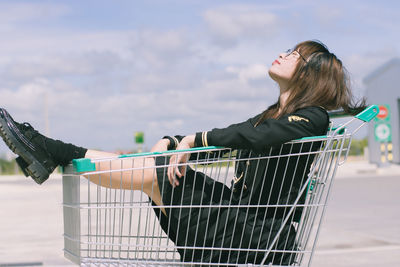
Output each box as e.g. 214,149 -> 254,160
273,60 -> 280,65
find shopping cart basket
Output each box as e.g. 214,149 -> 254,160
62,105 -> 379,266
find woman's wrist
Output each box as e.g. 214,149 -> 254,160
162,136 -> 178,150
182,135 -> 195,148
161,138 -> 170,146
150,138 -> 170,152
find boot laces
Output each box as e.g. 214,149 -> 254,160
20,122 -> 38,135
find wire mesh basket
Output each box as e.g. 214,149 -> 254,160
62,105 -> 378,266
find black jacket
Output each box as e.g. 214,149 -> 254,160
193,106 -> 329,150
167,106 -> 329,219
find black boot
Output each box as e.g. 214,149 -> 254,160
0,108 -> 86,184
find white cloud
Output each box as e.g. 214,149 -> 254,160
226,64 -> 269,84
148,119 -> 184,133
203,5 -> 280,46
0,30 -> 135,61
3,50 -> 125,80
344,48 -> 397,99
0,78 -> 51,112
0,2 -> 69,30
314,5 -> 344,26
130,29 -> 194,69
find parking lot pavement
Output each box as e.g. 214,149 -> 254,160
335,159 -> 400,179
0,174 -> 73,266
0,161 -> 399,266
312,163 -> 400,267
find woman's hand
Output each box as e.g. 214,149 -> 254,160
167,135 -> 195,187
150,138 -> 170,152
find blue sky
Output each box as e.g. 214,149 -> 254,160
0,0 -> 399,155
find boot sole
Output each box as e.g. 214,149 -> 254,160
0,109 -> 53,184
15,156 -> 30,177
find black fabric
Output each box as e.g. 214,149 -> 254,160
152,156 -> 297,265
232,142 -> 322,223
195,106 -> 329,150
151,106 -> 329,265
44,137 -> 87,166
161,135 -> 186,150
162,136 -> 178,150
193,106 -> 328,223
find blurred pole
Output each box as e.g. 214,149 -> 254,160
14,159 -> 18,174
44,91 -> 50,137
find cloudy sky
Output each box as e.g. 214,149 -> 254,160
0,0 -> 398,155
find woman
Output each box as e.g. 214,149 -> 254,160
0,40 -> 364,265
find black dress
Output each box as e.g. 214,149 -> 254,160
152,106 -> 329,265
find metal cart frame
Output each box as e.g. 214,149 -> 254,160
62,105 -> 379,266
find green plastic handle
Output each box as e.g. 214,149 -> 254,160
72,146 -> 224,173
355,105 -> 379,122
72,158 -> 96,172
118,146 -> 223,158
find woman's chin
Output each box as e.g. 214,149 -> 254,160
268,69 -> 279,81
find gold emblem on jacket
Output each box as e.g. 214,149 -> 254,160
288,115 -> 309,123
233,172 -> 244,184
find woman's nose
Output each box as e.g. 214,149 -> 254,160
278,53 -> 286,59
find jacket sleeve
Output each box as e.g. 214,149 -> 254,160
161,135 -> 186,150
162,134 -> 224,161
194,106 -> 329,151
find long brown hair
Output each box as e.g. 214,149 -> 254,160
257,40 -> 365,125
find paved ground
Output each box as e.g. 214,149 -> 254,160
0,161 -> 399,266
313,163 -> 400,267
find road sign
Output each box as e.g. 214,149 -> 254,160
374,123 -> 391,142
135,132 -> 144,144
375,104 -> 390,121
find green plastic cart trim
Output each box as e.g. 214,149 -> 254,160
355,105 -> 379,122
330,127 -> 345,134
118,146 -> 223,159
73,158 -> 97,173
72,146 -> 223,173
297,135 -> 327,141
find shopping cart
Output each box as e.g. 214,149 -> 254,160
62,105 -> 379,266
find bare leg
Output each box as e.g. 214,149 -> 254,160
83,149 -> 165,210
